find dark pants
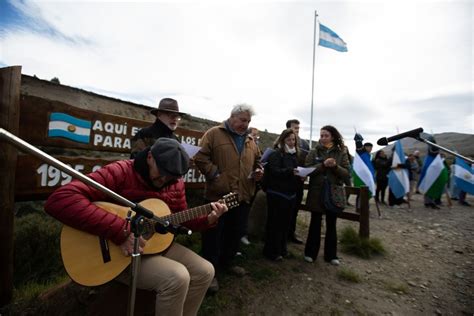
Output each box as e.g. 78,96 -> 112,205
388,189 -> 404,206
288,180 -> 304,239
263,193 -> 294,260
201,202 -> 250,272
376,178 -> 388,203
304,211 -> 338,261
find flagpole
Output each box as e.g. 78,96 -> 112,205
309,10 -> 318,149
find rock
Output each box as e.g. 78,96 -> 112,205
455,272 -> 464,279
435,309 -> 442,315
408,281 -> 417,287
454,249 -> 464,254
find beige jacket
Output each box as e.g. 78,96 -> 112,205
194,123 -> 261,203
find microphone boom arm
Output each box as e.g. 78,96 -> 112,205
0,127 -> 177,232
416,135 -> 473,164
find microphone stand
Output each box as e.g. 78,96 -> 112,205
0,127 -> 192,316
414,134 -> 473,164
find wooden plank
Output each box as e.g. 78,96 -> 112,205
14,154 -> 205,201
0,66 -> 21,306
19,95 -> 204,153
358,186 -> 370,238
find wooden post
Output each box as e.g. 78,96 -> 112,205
358,186 -> 370,239
0,66 -> 21,306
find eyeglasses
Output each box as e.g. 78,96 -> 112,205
166,113 -> 182,121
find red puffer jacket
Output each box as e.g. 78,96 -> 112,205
45,160 -> 208,245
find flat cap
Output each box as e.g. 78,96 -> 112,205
150,138 -> 189,177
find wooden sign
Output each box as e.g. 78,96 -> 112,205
19,95 -> 203,153
15,154 -> 205,201
15,95 -> 207,200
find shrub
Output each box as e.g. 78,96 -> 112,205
14,212 -> 65,286
339,226 -> 386,259
337,268 -> 361,283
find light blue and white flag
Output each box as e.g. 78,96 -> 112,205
48,112 -> 91,143
454,157 -> 474,195
319,23 -> 348,52
388,140 -> 410,199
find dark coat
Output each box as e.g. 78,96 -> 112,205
264,150 -> 299,195
304,144 -> 350,212
373,156 -> 391,181
130,119 -> 178,158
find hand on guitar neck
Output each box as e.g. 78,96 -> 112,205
207,201 -> 228,225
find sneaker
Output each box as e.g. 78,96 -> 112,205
208,277 -> 219,294
240,236 -> 251,245
275,255 -> 283,262
304,256 -> 314,263
235,251 -> 243,257
330,259 -> 340,266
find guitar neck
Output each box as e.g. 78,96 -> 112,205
160,203 -> 214,224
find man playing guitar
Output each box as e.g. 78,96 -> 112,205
45,138 -> 228,316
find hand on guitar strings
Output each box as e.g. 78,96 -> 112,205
207,202 -> 228,225
119,233 -> 147,256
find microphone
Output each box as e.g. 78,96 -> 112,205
155,222 -> 192,235
377,128 -> 424,146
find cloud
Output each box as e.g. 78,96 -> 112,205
0,0 -> 472,156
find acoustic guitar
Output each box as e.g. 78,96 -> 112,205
60,192 -> 239,286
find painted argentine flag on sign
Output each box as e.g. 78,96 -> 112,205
319,23 -> 348,52
388,140 -> 410,199
454,157 -> 474,195
48,112 -> 91,143
418,154 -> 449,199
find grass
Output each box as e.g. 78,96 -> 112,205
384,280 -> 409,294
339,226 -> 386,259
13,275 -> 69,302
337,267 -> 362,283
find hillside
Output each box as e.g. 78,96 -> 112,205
382,132 -> 474,159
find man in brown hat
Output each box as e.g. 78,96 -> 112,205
131,98 -> 187,158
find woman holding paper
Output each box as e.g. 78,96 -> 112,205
304,125 -> 350,265
262,128 -> 301,261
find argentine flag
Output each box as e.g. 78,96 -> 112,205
352,149 -> 376,197
454,157 -> 474,195
318,23 -> 348,52
48,112 -> 91,143
388,140 -> 410,199
418,154 -> 449,199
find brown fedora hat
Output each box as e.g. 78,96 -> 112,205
150,98 -> 187,116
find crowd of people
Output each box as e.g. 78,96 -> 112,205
44,98 -> 471,315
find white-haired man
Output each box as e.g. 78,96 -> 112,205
194,104 -> 263,292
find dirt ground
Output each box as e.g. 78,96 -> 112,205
14,193 -> 474,316
221,193 -> 474,316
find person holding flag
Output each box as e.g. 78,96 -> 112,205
418,136 -> 449,209
388,141 -> 410,208
453,156 -> 473,206
352,133 -> 376,199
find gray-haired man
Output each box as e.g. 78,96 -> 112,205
194,104 -> 263,292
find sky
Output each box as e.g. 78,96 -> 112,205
0,0 -> 472,153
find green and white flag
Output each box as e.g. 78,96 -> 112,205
418,154 -> 449,199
